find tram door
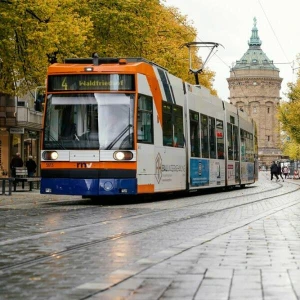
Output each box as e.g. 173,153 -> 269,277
136,94 -> 155,192
224,102 -> 240,186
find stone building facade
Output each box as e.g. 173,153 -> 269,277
227,18 -> 282,168
0,93 -> 42,177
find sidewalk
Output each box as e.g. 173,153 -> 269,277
76,174 -> 300,300
0,186 -> 81,206
1,174 -> 300,300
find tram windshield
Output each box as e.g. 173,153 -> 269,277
43,93 -> 134,150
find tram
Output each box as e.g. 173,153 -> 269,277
40,56 -> 258,196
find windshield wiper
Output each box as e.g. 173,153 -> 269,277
45,132 -> 66,150
106,124 -> 133,150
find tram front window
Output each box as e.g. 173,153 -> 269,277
44,94 -> 134,150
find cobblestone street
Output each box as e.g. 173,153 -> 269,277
1,173 -> 300,300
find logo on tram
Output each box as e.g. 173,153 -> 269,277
77,162 -> 92,168
155,153 -> 162,183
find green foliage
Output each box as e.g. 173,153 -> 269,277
278,76 -> 300,158
0,0 -> 93,96
0,0 -> 217,97
281,139 -> 300,160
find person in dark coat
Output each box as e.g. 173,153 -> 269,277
26,156 -> 37,177
270,161 -> 279,181
10,152 -> 23,177
277,162 -> 284,182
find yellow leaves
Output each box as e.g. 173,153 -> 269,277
281,140 -> 300,160
0,0 -> 94,96
0,0 -> 216,97
278,97 -> 300,144
278,74 -> 300,158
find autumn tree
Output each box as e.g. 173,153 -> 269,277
0,0 -> 217,98
0,0 -> 93,97
85,0 -> 217,92
278,70 -> 300,158
281,139 -> 300,160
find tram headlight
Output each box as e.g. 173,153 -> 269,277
42,151 -> 58,160
113,151 -> 133,161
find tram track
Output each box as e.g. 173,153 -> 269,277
1,180 -> 300,273
0,174 -> 280,210
0,181 -> 288,245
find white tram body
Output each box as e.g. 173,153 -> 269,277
41,57 -> 258,196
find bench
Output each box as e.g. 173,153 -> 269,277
13,167 -> 41,192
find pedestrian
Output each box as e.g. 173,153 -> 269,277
282,165 -> 289,179
26,155 -> 37,177
277,162 -> 284,182
10,152 -> 23,177
270,161 -> 279,181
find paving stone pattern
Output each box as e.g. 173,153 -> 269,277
0,172 -> 300,299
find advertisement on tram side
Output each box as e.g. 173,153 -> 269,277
190,159 -> 225,188
190,159 -> 209,187
209,160 -> 225,186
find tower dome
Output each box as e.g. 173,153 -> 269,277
227,17 -> 282,169
233,17 -> 279,71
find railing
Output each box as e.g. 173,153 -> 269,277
16,106 -> 43,129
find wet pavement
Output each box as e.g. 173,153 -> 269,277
0,172 -> 300,300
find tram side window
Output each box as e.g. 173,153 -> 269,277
227,123 -> 233,160
163,103 -> 173,146
246,133 -> 254,162
201,114 -> 209,158
240,129 -> 246,162
209,117 -> 216,159
163,102 -> 184,147
233,125 -> 239,160
173,106 -> 184,148
137,95 -> 153,144
241,130 -> 254,162
246,132 -> 250,162
190,111 -> 200,157
250,133 -> 255,162
216,119 -> 224,159
254,126 -> 258,157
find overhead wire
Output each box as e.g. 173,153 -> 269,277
257,0 -> 291,65
166,0 -> 293,99
165,2 -> 246,99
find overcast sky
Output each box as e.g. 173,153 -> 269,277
165,0 -> 300,101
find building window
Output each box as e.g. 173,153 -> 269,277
267,136 -> 270,141
267,107 -> 270,113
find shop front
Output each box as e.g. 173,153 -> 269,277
0,128 -> 41,177
0,93 -> 43,177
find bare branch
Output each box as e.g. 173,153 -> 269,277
26,9 -> 50,23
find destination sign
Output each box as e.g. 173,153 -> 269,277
48,74 -> 135,92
